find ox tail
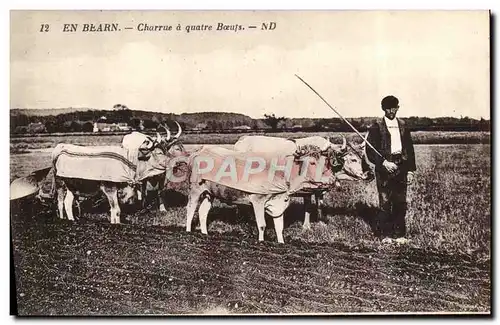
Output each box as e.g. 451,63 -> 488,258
37,159 -> 58,201
49,164 -> 57,199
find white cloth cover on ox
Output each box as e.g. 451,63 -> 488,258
121,131 -> 151,163
233,135 -> 298,154
189,146 -> 333,195
52,144 -> 167,183
52,144 -> 137,183
235,135 -> 336,154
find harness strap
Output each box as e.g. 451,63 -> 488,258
54,149 -> 140,183
55,149 -> 137,171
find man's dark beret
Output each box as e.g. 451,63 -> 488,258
381,95 -> 399,110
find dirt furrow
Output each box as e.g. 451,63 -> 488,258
11,217 -> 490,314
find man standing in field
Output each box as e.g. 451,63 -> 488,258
366,95 -> 416,244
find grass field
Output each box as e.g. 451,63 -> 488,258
10,142 -> 491,256
10,131 -> 491,154
9,135 -> 491,314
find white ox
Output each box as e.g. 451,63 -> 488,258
185,145 -> 339,243
49,125 -> 183,224
234,135 -> 370,181
122,122 -> 185,211
234,134 -> 373,228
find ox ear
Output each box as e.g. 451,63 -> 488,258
144,137 -> 154,149
320,146 -> 333,157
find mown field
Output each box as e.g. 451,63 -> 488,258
9,133 -> 491,315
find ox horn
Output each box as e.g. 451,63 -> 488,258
359,132 -> 368,149
158,123 -> 171,141
156,132 -> 163,144
341,136 -> 347,151
174,121 -> 182,139
164,125 -> 171,141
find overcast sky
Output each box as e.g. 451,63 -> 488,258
10,10 -> 490,119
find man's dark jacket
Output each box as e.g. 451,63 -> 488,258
366,118 -> 416,175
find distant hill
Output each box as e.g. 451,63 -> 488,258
9,108 -> 267,133
10,108 -> 254,122
10,108 -> 99,116
10,108 -> 255,126
9,107 -> 491,134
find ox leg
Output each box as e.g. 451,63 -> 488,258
252,201 -> 266,242
186,189 -> 202,232
114,203 -> 121,224
198,195 -> 213,235
56,187 -> 65,219
303,195 -> 312,230
273,215 -> 285,244
158,189 -> 167,212
64,190 -> 75,221
102,186 -> 121,224
137,187 -> 142,210
141,182 -> 147,210
75,199 -> 81,220
316,193 -> 324,221
159,176 -> 167,212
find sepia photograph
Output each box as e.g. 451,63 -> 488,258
9,9 -> 491,316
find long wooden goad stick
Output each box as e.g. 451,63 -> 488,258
294,74 -> 385,159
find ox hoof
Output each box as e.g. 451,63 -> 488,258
395,237 -> 409,245
302,224 -> 312,231
381,237 -> 393,244
159,205 -> 167,212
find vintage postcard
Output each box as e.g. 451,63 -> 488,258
9,10 -> 491,316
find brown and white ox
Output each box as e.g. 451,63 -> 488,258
122,122 -> 187,211
185,145 -> 343,243
234,134 -> 373,228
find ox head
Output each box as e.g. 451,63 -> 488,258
122,122 -> 188,186
136,121 -> 183,159
324,136 -> 374,181
118,183 -> 140,205
153,121 -> 184,155
132,121 -> 185,162
265,193 -> 291,217
147,121 -> 187,170
135,122 -> 189,184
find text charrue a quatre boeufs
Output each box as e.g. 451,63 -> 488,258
39,22 -> 277,33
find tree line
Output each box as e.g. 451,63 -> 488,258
10,107 -> 491,134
